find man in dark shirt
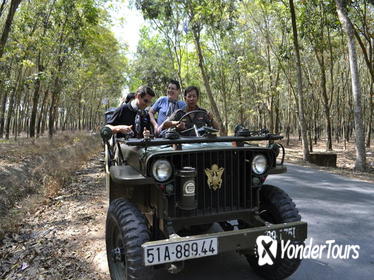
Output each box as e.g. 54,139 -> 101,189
106,86 -> 155,138
161,86 -> 219,136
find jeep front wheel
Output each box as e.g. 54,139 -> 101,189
106,198 -> 151,280
246,185 -> 302,280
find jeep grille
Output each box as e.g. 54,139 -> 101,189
155,149 -> 273,217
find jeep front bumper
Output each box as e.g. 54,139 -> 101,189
142,221 -> 307,266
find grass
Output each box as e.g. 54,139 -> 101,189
0,131 -> 102,239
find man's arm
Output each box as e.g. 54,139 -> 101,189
106,124 -> 133,134
212,120 -> 220,130
106,104 -> 134,135
161,111 -> 185,130
162,120 -> 183,129
207,111 -> 220,130
148,107 -> 158,130
149,97 -> 163,130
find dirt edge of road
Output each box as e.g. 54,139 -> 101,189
0,154 -> 109,279
0,132 -> 102,240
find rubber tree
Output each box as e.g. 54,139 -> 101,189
29,0 -> 56,138
0,0 -> 22,58
288,0 -> 310,161
352,0 -> 374,148
136,0 -> 234,135
335,0 -> 366,171
0,0 -> 22,138
183,0 -> 240,136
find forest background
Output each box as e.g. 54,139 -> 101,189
0,0 -> 373,171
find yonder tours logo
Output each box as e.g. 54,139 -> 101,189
256,235 -> 360,266
256,235 -> 278,266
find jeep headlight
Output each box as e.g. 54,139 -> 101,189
152,160 -> 172,182
252,155 -> 267,175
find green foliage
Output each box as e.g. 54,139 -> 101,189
127,26 -> 176,95
127,0 -> 373,142
0,0 -> 128,137
1,0 -> 372,144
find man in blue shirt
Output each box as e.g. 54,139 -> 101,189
149,80 -> 186,136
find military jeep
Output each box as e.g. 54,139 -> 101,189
101,121 -> 307,280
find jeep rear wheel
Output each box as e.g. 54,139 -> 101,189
246,185 -> 302,280
106,198 -> 151,280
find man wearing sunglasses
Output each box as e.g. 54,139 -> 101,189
106,86 -> 155,138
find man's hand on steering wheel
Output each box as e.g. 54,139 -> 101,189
207,111 -> 214,121
177,110 -> 211,135
174,121 -> 186,130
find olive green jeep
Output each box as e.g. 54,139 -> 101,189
101,118 -> 307,280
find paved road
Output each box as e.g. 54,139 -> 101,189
153,163 -> 374,280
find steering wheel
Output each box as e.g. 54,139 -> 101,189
178,110 -> 217,136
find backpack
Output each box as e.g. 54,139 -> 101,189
104,107 -> 117,124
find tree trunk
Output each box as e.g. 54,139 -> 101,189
191,26 -> 227,136
289,0 -> 310,161
19,87 -> 29,134
75,89 -> 82,130
41,98 -> 49,136
366,81 -> 373,147
5,89 -> 16,139
5,66 -> 23,139
274,97 -> 280,134
0,90 -> 8,138
335,82 -> 341,143
238,73 -> 244,125
0,0 -> 7,18
89,106 -> 93,130
318,51 -> 333,151
327,23 -> 336,140
0,58 -> 13,138
335,0 -> 366,171
273,68 -> 281,134
48,55 -> 64,138
286,86 -> 291,146
29,0 -> 55,136
29,53 -> 44,137
223,79 -> 228,132
0,0 -> 22,59
48,87 -> 59,138
13,103 -> 18,140
265,39 -> 274,132
37,89 -> 48,137
82,105 -> 86,130
48,92 -> 56,137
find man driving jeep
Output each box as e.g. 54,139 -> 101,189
161,86 -> 219,136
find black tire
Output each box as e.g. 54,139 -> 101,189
106,198 -> 152,280
246,185 -> 302,280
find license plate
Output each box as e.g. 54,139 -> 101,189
143,238 -> 218,266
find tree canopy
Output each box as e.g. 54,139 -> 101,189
0,0 -> 372,170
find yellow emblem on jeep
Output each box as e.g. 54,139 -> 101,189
204,164 -> 224,191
